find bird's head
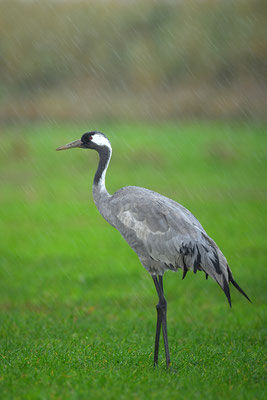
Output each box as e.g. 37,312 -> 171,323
56,131 -> 111,152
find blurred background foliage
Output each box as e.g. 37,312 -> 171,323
0,0 -> 266,122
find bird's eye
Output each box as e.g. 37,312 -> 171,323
89,136 -> 93,140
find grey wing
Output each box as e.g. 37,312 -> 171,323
110,187 -> 232,303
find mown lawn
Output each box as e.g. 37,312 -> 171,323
0,122 -> 266,399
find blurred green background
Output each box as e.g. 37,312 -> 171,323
0,1 -> 266,399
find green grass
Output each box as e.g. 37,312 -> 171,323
0,122 -> 266,399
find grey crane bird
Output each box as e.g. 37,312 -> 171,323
57,131 -> 251,368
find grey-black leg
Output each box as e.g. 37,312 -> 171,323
152,275 -> 171,368
158,275 -> 170,367
159,275 -> 163,291
153,276 -> 162,366
161,302 -> 170,368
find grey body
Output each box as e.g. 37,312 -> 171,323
93,183 -> 230,292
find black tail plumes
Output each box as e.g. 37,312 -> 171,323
230,276 -> 251,303
226,266 -> 251,306
222,275 -> 232,307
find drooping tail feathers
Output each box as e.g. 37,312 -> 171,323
226,266 -> 251,306
200,236 -> 251,307
178,235 -> 251,307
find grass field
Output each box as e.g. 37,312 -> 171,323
0,122 -> 266,399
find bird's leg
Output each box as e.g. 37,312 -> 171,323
153,276 -> 162,366
159,275 -> 163,291
152,275 -> 171,368
158,276 -> 171,368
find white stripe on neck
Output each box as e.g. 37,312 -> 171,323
98,167 -> 108,192
91,134 -> 112,150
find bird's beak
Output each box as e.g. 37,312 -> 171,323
56,139 -> 82,151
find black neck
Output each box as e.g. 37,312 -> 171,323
94,146 -> 111,185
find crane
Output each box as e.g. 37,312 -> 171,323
56,131 -> 250,368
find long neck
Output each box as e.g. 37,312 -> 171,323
92,145 -> 112,220
94,145 -> 112,188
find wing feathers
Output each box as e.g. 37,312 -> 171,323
175,236 -> 233,304
112,187 -> 250,305
174,238 -> 250,306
